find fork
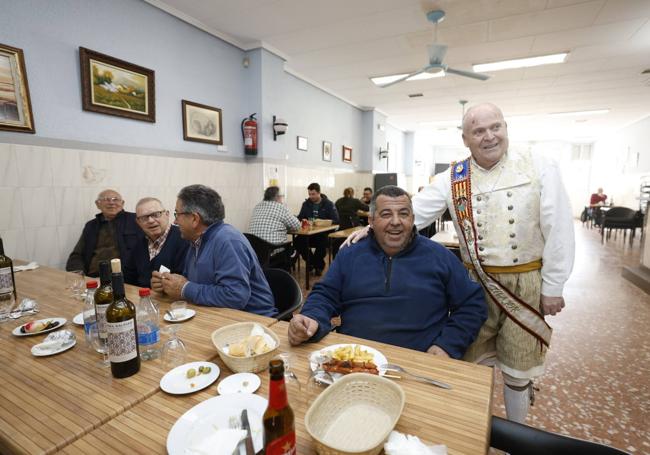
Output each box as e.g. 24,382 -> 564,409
380,363 -> 452,390
228,415 -> 243,455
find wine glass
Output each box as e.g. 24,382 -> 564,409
0,293 -> 15,323
161,325 -> 187,370
88,323 -> 110,368
276,352 -> 304,408
66,270 -> 85,300
305,353 -> 334,403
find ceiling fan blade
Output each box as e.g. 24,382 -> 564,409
445,67 -> 490,81
427,44 -> 447,64
379,68 -> 426,88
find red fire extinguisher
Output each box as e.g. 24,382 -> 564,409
241,113 -> 257,156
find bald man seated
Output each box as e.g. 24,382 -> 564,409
66,189 -> 140,277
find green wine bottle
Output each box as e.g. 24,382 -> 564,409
106,259 -> 140,378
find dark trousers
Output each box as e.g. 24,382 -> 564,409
294,234 -> 327,270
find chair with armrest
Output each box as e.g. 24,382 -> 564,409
490,415 -> 630,455
263,268 -> 303,321
600,207 -> 638,244
244,233 -> 293,271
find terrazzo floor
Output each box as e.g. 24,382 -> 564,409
294,222 -> 650,454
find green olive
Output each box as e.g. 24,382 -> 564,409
201,366 -> 211,374
186,368 -> 197,379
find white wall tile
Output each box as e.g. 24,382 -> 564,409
0,229 -> 27,260
56,226 -> 82,266
50,147 -> 81,187
20,187 -> 58,228
53,187 -> 86,226
0,188 -> 24,230
0,144 -> 19,188
15,145 -> 53,187
24,227 -> 60,267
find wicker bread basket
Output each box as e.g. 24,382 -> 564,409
313,219 -> 333,227
211,322 -> 280,373
305,373 -> 405,455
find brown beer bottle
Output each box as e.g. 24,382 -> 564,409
263,359 -> 296,455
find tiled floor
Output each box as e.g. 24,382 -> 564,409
294,222 -> 650,453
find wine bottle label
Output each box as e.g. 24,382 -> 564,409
95,303 -> 110,339
0,267 -> 13,294
107,319 -> 138,363
265,432 -> 296,455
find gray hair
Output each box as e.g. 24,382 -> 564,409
369,185 -> 412,215
177,184 -> 225,225
136,197 -> 163,210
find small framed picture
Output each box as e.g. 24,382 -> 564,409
182,100 -> 223,145
0,43 -> 35,133
297,136 -> 308,151
322,141 -> 332,162
342,145 -> 353,163
79,47 -> 155,122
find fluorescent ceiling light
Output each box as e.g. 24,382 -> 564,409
549,109 -> 610,117
473,52 -> 568,73
370,70 -> 445,86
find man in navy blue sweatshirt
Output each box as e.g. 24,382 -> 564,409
151,185 -> 277,317
288,186 -> 486,358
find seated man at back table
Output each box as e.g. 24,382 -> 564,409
288,185 -> 487,358
295,182 -> 339,276
124,197 -> 188,287
66,189 -> 140,277
151,184 -> 277,317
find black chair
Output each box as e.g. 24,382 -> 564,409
600,207 -> 638,244
244,233 -> 292,271
263,268 -> 303,321
490,416 -> 630,455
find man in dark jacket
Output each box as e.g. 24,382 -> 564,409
66,189 -> 140,277
295,182 -> 339,276
288,185 -> 486,359
124,197 -> 188,287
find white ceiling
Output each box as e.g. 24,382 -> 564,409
148,0 -> 650,142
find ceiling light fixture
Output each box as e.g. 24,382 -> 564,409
473,52 -> 568,73
370,70 -> 444,86
549,109 -> 610,117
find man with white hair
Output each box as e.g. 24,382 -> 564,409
66,189 -> 140,277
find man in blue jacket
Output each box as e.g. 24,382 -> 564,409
295,182 -> 339,276
152,184 -> 277,317
288,185 -> 486,358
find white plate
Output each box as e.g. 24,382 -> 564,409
163,309 -> 196,323
217,373 -> 261,395
31,339 -> 76,357
160,361 -> 220,395
72,312 -> 84,326
12,318 -> 67,337
309,343 -> 388,383
167,393 -> 267,455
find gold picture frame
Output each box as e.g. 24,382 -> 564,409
0,43 -> 35,133
182,100 -> 223,145
79,47 -> 155,122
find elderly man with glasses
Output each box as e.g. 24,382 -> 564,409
123,197 -> 189,287
66,189 -> 140,277
151,184 -> 277,317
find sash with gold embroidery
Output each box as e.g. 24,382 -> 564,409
450,157 -> 552,348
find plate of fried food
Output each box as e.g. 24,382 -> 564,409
309,344 -> 387,381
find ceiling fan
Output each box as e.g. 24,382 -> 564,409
379,10 -> 490,88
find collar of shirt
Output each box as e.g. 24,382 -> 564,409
148,223 -> 172,260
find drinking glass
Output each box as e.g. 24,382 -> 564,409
276,352 -> 304,408
161,325 -> 187,370
66,270 -> 85,300
171,301 -> 187,319
305,354 -> 334,403
0,293 -> 15,323
88,323 -> 110,368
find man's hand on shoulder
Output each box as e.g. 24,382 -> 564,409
427,345 -> 450,358
341,225 -> 370,248
288,314 -> 319,346
541,295 -> 565,316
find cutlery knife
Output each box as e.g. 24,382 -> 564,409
240,409 -> 255,455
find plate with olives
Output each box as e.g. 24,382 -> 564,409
12,318 -> 67,337
161,361 -> 220,395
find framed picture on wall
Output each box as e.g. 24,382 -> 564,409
322,141 -> 332,161
79,47 -> 155,122
0,43 -> 35,133
342,145 -> 353,163
182,100 -> 223,145
297,136 -> 308,151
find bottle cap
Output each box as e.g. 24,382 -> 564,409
139,288 -> 151,297
86,280 -> 98,289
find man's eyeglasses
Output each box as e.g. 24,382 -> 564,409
136,210 -> 166,222
174,211 -> 192,219
96,197 -> 123,204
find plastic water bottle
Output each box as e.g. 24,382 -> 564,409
136,288 -> 160,360
83,280 -> 98,347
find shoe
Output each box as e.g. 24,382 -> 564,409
314,268 -> 323,276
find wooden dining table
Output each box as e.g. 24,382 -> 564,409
288,224 -> 339,290
2,264 -> 494,454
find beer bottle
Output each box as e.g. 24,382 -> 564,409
263,359 -> 296,455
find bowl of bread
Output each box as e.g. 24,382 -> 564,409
211,322 -> 280,373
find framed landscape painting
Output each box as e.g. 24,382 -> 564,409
79,47 -> 155,122
0,43 -> 35,133
322,141 -> 332,161
182,100 -> 223,145
342,145 -> 353,163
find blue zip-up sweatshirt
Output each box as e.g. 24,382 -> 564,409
182,221 -> 278,317
300,230 -> 487,358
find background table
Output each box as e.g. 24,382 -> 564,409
289,224 -> 339,289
